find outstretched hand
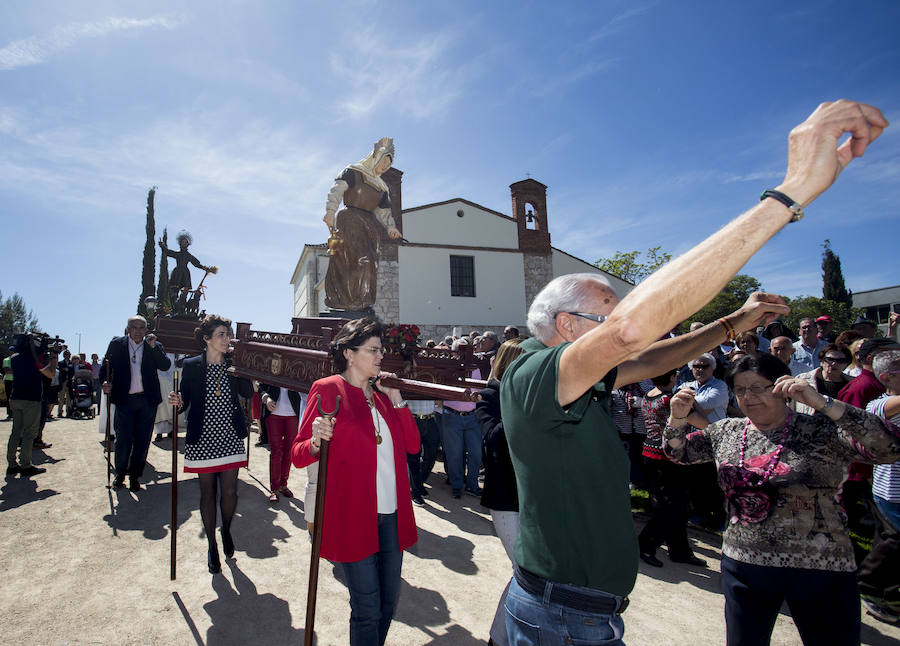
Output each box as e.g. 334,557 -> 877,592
780,100 -> 888,206
728,292 -> 791,333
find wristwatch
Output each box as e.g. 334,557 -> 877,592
821,395 -> 835,413
393,399 -> 408,409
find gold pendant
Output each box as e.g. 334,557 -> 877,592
376,435 -> 383,445
216,388 -> 221,396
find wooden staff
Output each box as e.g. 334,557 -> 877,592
170,371 -> 179,581
104,362 -> 113,489
304,394 -> 340,646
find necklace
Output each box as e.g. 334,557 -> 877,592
739,409 -> 792,484
212,363 -> 225,397
365,392 -> 383,445
129,339 -> 138,364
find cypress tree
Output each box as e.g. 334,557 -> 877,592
821,239 -> 851,306
137,187 -> 157,316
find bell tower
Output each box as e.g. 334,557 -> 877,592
510,178 -> 550,253
511,178 -> 553,311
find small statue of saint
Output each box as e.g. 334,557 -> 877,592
159,230 -> 213,293
322,137 -> 401,312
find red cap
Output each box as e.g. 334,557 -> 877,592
815,315 -> 832,323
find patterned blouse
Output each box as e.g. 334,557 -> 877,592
663,405 -> 900,571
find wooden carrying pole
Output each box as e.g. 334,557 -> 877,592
304,394 -> 340,646
170,371 -> 179,581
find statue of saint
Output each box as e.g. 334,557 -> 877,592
322,137 -> 401,312
159,230 -> 212,294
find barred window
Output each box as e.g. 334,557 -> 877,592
450,255 -> 475,297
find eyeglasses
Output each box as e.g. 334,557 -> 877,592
692,363 -> 711,370
559,312 -> 608,324
822,356 -> 849,366
355,346 -> 387,355
733,383 -> 775,398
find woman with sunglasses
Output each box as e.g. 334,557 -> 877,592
663,353 -> 900,645
791,343 -> 852,415
292,318 -> 420,646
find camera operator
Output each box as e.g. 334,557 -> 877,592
55,349 -> 72,419
7,333 -> 57,477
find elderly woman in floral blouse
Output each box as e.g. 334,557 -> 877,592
664,353 -> 900,646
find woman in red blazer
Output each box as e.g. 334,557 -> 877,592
293,318 -> 420,646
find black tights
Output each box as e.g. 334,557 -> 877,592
198,469 -> 238,552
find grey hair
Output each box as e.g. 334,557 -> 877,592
452,337 -> 469,351
482,330 -> 499,342
527,273 -> 615,344
873,350 -> 900,385
689,352 -> 717,369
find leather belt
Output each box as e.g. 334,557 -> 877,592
444,408 -> 473,416
413,413 -> 435,420
514,566 -> 629,615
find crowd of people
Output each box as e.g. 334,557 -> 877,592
4,99 -> 899,645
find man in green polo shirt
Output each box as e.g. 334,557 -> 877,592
500,98 -> 888,644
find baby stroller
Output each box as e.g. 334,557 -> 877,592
70,369 -> 96,419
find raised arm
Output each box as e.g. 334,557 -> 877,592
558,100 -> 887,405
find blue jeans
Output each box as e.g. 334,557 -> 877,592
505,575 -> 626,645
875,496 -> 900,531
340,513 -> 403,646
113,393 -> 157,478
441,410 -> 482,492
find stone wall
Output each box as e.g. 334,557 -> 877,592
523,253 -> 552,313
374,258 -> 400,323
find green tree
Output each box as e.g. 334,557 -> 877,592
689,275 -> 763,327
594,246 -> 672,283
137,187 -> 157,317
782,296 -> 861,336
821,239 -> 852,306
0,291 -> 40,359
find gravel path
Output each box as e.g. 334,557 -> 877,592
2,415 -> 898,645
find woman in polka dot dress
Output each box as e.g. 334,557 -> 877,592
168,314 -> 251,574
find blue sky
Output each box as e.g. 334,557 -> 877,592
2,1 -> 898,356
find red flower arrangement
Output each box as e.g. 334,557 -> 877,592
385,324 -> 420,351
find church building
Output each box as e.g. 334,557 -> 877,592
290,168 -> 633,341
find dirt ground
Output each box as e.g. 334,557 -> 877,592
2,415 -> 899,646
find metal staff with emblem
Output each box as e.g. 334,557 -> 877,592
170,370 -> 179,580
303,393 -> 340,646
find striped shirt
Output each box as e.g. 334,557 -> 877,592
867,394 -> 900,503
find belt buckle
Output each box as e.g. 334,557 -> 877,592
617,596 -> 629,614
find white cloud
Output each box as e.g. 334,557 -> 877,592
0,107 -> 336,237
0,15 -> 185,71
329,25 -> 479,121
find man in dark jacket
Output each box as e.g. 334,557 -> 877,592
101,316 -> 171,491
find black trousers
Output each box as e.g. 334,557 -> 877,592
857,496 -> 900,603
721,556 -> 860,646
638,458 -> 694,559
406,415 -> 440,496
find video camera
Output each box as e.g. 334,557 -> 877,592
27,332 -> 66,357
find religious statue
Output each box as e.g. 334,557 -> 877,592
158,230 -> 217,317
322,137 -> 401,312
